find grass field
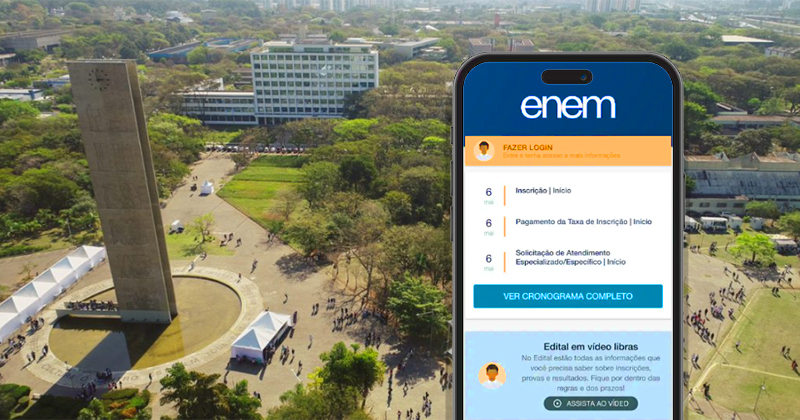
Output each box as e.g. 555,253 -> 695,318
702,288 -> 800,419
217,155 -> 305,231
720,289 -> 800,375
165,232 -> 234,260
704,365 -> 800,420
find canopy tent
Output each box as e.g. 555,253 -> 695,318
0,300 -> 20,342
0,246 -> 107,342
200,181 -> 214,196
685,216 -> 700,231
230,311 -> 292,362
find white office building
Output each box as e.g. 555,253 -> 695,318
251,41 -> 379,124
176,91 -> 257,125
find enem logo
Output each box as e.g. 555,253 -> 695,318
520,95 -> 616,119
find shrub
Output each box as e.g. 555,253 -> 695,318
0,245 -> 49,258
120,406 -> 138,419
101,388 -> 138,401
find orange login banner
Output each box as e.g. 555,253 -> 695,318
465,136 -> 671,166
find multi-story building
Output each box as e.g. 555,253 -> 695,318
765,46 -> 800,58
510,39 -> 536,52
585,0 -> 639,12
176,91 -> 257,126
468,38 -> 493,56
685,152 -> 800,216
351,37 -> 440,59
250,40 -> 379,124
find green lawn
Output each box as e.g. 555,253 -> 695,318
700,288 -> 800,419
0,229 -> 95,259
704,365 -> 800,420
165,232 -> 233,260
685,409 -> 715,420
218,155 -> 305,231
719,289 -> 800,376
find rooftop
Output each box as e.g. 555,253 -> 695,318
721,35 -> 774,44
469,38 -> 492,46
176,91 -> 254,97
712,115 -> 800,122
685,155 -> 725,161
0,29 -> 72,40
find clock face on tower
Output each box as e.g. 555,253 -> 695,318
87,68 -> 111,91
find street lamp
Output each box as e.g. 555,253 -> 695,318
753,379 -> 766,416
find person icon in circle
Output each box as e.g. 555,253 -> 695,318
481,363 -> 504,389
475,141 -> 493,162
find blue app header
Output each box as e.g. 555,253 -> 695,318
462,61 -> 674,137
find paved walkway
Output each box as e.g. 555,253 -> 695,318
24,267 -> 263,389
0,154 -> 449,419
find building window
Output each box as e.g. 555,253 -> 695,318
699,203 -> 710,208
716,203 -> 728,208
733,203 -> 745,208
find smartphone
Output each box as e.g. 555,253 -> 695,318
452,53 -> 683,420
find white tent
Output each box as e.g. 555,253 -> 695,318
0,246 -> 107,342
685,216 -> 700,231
230,311 -> 292,362
0,299 -> 20,341
200,181 -> 214,196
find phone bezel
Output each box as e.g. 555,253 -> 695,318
451,52 -> 684,420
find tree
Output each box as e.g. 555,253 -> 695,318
333,119 -> 378,142
159,363 -> 237,420
339,156 -> 377,194
328,30 -> 346,43
684,102 -> 719,146
381,224 -> 451,285
685,175 -> 696,196
381,191 -> 413,225
18,262 -> 38,282
386,275 -> 449,344
265,384 -> 370,420
272,188 -> 301,222
732,129 -> 773,156
746,200 -> 781,225
436,38 -> 457,61
684,81 -> 721,112
318,342 -> 385,409
283,210 -> 334,256
298,162 -> 341,208
328,198 -> 389,298
729,232 -> 776,264
756,97 -> 786,115
231,152 -> 251,172
660,39 -> 699,61
769,123 -> 800,151
396,166 -> 447,226
226,380 -> 263,420
77,398 -> 107,420
187,46 -> 210,65
187,213 -> 215,245
778,212 -> 800,240
784,85 -> 800,115
0,100 -> 39,125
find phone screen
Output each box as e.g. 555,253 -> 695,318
457,60 -> 680,420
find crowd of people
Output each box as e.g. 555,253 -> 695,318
65,300 -> 116,311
